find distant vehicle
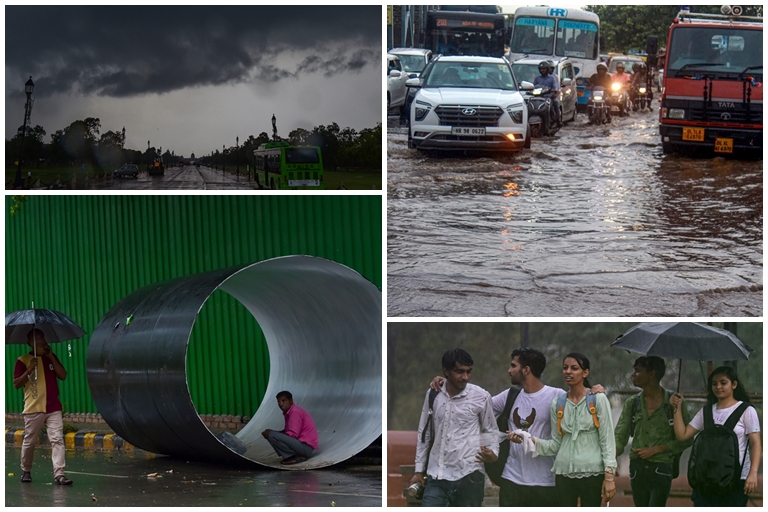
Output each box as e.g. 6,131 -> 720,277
113,163 -> 139,179
388,48 -> 433,78
387,54 -> 409,115
406,55 -> 528,153
508,6 -> 601,111
148,156 -> 164,176
512,57 -> 578,123
607,55 -> 645,74
425,9 -> 507,57
253,141 -> 325,190
659,6 -> 762,155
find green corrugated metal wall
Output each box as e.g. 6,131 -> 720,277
5,195 -> 382,417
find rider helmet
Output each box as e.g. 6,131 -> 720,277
538,61 -> 550,73
616,62 -> 625,71
597,62 -> 608,72
632,62 -> 641,73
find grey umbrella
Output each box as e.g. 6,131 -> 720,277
6,306 -> 86,379
612,322 -> 753,391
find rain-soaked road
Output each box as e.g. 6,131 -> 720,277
5,447 -> 381,507
102,165 -> 254,190
387,108 -> 762,317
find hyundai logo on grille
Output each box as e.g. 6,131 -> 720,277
720,112 -> 732,121
461,108 -> 477,116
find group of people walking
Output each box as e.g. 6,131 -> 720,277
411,347 -> 761,507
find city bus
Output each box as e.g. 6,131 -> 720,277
253,142 -> 325,190
424,9 -> 507,57
507,6 -> 600,110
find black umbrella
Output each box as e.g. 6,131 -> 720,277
612,322 -> 753,391
6,305 -> 86,379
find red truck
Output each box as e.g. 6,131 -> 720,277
659,6 -> 762,155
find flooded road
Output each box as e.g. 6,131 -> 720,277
387,109 -> 762,317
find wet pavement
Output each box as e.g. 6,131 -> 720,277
387,108 -> 762,317
5,447 -> 382,507
101,165 -> 255,190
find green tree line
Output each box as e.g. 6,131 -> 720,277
586,5 -> 763,53
388,322 -> 763,431
6,118 -> 381,175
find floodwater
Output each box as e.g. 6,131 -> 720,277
387,109 -> 762,317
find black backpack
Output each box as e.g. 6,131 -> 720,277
484,386 -> 522,487
687,402 -> 751,497
630,391 -> 681,479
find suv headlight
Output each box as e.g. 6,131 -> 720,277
506,103 -> 524,124
414,100 -> 432,122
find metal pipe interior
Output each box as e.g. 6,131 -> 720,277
87,256 -> 381,469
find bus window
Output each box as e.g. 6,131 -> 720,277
556,20 -> 598,59
286,148 -> 320,164
510,18 -> 555,55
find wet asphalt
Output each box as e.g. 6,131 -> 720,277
5,446 -> 382,507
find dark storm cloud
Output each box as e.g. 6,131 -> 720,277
6,5 -> 381,98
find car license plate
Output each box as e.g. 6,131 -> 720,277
288,179 -> 320,187
682,127 -> 705,142
451,127 -> 486,136
714,138 -> 733,153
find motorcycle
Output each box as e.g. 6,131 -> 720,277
610,82 -> 631,117
521,83 -> 558,137
632,84 -> 651,111
588,86 -> 609,125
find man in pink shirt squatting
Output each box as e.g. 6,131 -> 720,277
261,391 -> 319,465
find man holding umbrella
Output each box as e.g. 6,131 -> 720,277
12,329 -> 73,485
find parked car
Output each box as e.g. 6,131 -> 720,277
113,163 -> 139,179
388,48 -> 433,78
511,57 -> 577,123
387,54 -> 408,115
407,55 -> 528,153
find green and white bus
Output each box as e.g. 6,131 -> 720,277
253,141 -> 325,190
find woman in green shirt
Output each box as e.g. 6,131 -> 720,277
511,352 -> 617,506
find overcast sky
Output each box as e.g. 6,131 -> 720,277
5,5 -> 382,157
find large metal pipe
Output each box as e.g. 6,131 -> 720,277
87,256 -> 381,469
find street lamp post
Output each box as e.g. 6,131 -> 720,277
222,144 -> 225,176
236,136 -> 239,178
14,76 -> 35,188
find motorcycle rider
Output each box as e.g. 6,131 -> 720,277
611,61 -> 631,86
587,62 -> 613,122
533,60 -> 560,132
629,62 -> 653,106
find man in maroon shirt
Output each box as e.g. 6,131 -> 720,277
261,391 -> 319,465
12,329 -> 72,485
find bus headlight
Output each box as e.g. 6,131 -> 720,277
414,100 -> 432,122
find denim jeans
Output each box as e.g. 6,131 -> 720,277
421,471 -> 485,507
629,458 -> 673,507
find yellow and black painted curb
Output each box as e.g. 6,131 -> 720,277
5,429 -> 135,452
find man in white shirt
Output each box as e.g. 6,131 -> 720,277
410,348 -> 499,507
486,348 -> 561,506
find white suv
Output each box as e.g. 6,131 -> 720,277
407,55 -> 528,152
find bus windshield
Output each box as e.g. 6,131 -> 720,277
667,26 -> 763,77
425,11 -> 506,57
510,17 -> 555,55
556,20 -> 599,59
285,147 -> 320,164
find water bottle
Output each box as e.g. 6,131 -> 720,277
404,481 -> 424,500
